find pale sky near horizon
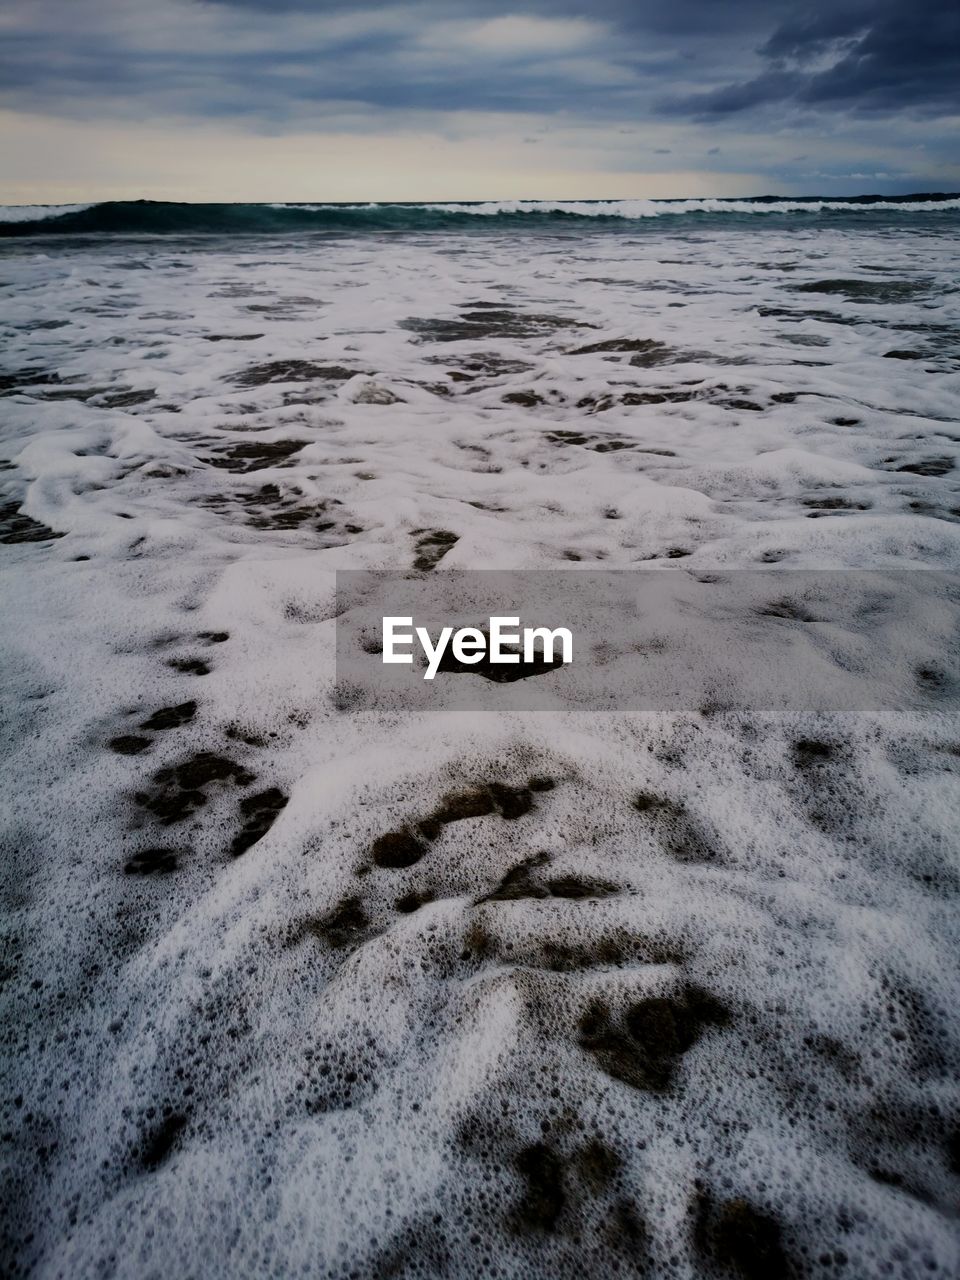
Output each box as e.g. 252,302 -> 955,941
1,0 -> 958,204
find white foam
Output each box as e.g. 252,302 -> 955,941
1,219 -> 958,1278
0,203 -> 96,223
270,197 -> 960,217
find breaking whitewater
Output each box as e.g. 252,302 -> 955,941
1,197 -> 959,1279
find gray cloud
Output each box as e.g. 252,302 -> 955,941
1,0 -> 957,195
676,0 -> 960,116
4,1 -> 956,122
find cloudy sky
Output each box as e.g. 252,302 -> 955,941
1,0 -> 958,202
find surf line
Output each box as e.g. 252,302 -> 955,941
382,616 -> 573,681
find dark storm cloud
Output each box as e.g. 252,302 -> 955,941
1,0 -> 956,126
676,0 -> 960,116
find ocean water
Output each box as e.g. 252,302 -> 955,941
2,194 -> 960,236
1,198 -> 959,1278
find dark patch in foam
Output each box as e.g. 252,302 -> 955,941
429,352 -> 535,382
295,896 -> 376,950
138,1112 -> 189,1171
802,496 -> 871,513
718,397 -> 765,412
418,780 -> 544,838
486,781 -> 535,820
502,390 -> 545,407
423,788 -> 497,827
166,657 -> 210,676
893,456 -> 954,477
851,1090 -> 960,1210
568,337 -> 674,366
791,739 -> 838,768
373,778 -> 552,872
371,831 -> 428,869
544,428 -> 676,456
512,1143 -> 565,1233
24,384 -> 145,406
200,483 -> 360,540
475,852 -> 548,903
528,775 -> 556,792
203,333 -> 263,342
97,388 -> 156,409
203,440 -> 305,473
232,360 -> 367,387
575,1137 -> 623,1191
788,737 -> 863,836
579,986 -> 730,1093
231,788 -> 288,856
395,890 -> 433,914
225,723 -> 270,747
109,735 -> 151,756
757,598 -> 818,622
0,368 -> 61,393
244,297 -> 324,316
577,390 -> 698,413
476,851 -> 619,905
916,665 -> 950,693
793,277 -> 932,304
756,305 -> 861,326
633,792 -> 722,864
544,874 -> 621,900
124,848 -> 178,875
693,1195 -> 790,1280
136,753 -> 256,824
402,310 -> 594,343
0,502 -> 65,545
139,701 -> 197,731
360,1222 -> 453,1278
412,528 -> 458,572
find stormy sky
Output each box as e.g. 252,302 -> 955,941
1,0 -> 957,202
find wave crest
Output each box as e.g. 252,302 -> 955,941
2,195 -> 958,237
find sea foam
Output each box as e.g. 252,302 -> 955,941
1,213 -> 958,1278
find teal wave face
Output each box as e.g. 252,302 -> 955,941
2,196 -> 959,237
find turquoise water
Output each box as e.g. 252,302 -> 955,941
2,193 -> 960,237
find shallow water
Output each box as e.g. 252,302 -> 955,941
1,220 -> 959,1278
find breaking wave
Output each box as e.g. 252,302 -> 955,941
2,194 -> 959,237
